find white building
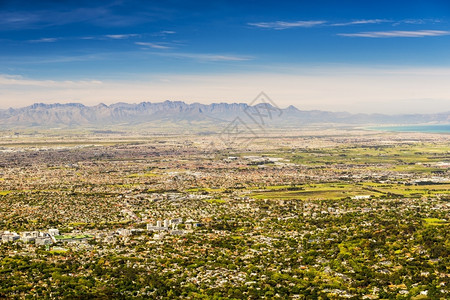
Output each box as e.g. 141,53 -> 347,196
153,233 -> 166,240
170,218 -> 183,225
147,224 -> 167,231
117,228 -> 131,236
1,232 -> 20,243
35,236 -> 53,246
351,195 -> 371,200
21,231 -> 39,243
48,228 -> 60,236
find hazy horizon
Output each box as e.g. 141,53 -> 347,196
1,96 -> 450,116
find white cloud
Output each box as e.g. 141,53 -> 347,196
331,19 -> 390,26
135,42 -> 172,49
150,52 -> 252,62
151,31 -> 177,37
393,19 -> 441,26
248,20 -> 326,30
105,34 -> 139,39
29,37 -> 59,43
248,19 -> 443,32
338,30 -> 450,38
0,74 -> 102,87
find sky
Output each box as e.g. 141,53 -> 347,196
0,0 -> 450,113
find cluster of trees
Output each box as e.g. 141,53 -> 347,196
1,196 -> 448,299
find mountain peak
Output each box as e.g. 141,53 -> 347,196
0,101 -> 448,128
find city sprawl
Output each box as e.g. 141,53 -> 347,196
0,130 -> 449,299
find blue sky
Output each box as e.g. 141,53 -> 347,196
1,0 -> 450,113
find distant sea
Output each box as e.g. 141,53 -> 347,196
369,124 -> 450,133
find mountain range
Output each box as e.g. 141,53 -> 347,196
0,101 -> 449,129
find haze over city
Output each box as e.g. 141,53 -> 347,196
1,0 -> 450,113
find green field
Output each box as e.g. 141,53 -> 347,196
205,199 -> 226,204
262,143 -> 449,167
423,218 -> 448,226
248,182 -> 449,200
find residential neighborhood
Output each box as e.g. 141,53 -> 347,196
0,131 -> 448,298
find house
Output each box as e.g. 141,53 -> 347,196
1,232 -> 20,243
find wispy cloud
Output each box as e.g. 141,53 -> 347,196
2,53 -> 108,65
28,37 -> 59,43
135,42 -> 172,49
399,19 -> 426,25
0,74 -> 102,87
338,30 -> 450,38
152,30 -> 177,37
0,2 -> 163,30
105,34 -> 139,39
248,18 -> 442,31
152,52 -> 252,62
248,20 -> 326,30
331,19 -> 391,26
393,19 -> 441,26
26,34 -> 139,43
0,12 -> 41,29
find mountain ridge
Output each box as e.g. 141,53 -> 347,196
0,101 -> 449,128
